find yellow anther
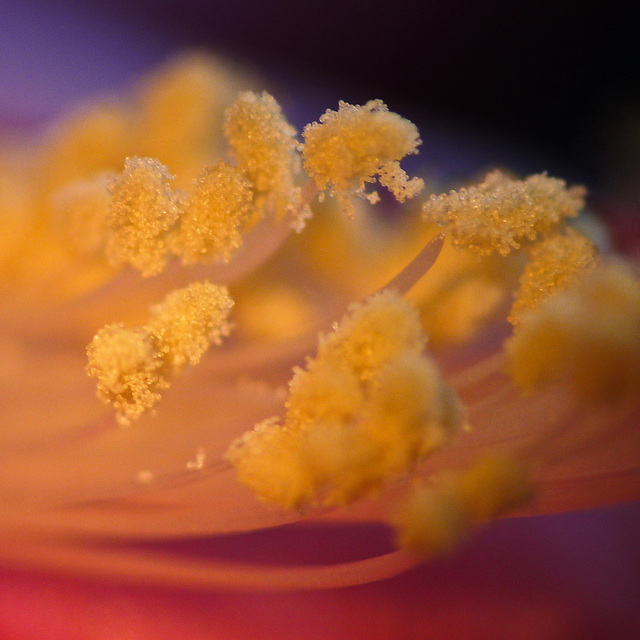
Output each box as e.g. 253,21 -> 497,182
506,260 -> 640,403
317,289 -> 426,381
393,454 -> 533,558
171,161 -> 253,264
226,290 -> 464,509
423,170 -> 586,256
226,417 -> 316,510
286,359 -> 365,429
87,282 -> 233,424
302,100 -> 423,216
509,227 -> 599,326
224,91 -> 299,220
106,157 -> 181,276
86,324 -> 168,426
145,281 -> 233,372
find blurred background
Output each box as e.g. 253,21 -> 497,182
1,0 -> 637,190
1,3 -> 639,638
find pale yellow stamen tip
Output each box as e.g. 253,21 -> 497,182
317,289 -> 426,381
224,91 -> 299,221
106,156 -> 180,277
145,281 -> 233,372
393,454 -> 534,558
87,282 -> 233,424
302,100 -> 423,216
86,324 -> 168,426
171,161 -> 253,264
226,290 -> 464,510
506,260 -> 640,403
423,170 -> 586,256
509,226 -> 599,326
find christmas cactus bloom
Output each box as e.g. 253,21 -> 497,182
0,50 -> 639,638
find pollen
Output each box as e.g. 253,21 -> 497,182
508,227 -> 599,326
106,157 -> 181,276
87,282 -> 233,424
301,100 -> 424,216
316,289 -> 426,381
145,281 -> 233,372
393,453 -> 534,557
506,260 -> 640,403
223,91 -> 299,220
423,170 -> 586,256
225,290 -> 464,509
86,323 -> 168,426
171,161 -> 253,264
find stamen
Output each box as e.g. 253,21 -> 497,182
87,282 -> 232,424
226,290 -> 464,509
509,226 -> 599,326
423,170 -> 586,256
392,453 -> 534,558
0,534 -> 419,591
224,91 -> 300,221
4,50 -> 640,591
106,157 -> 180,277
170,160 -> 253,264
302,100 -> 424,216
506,260 -> 640,403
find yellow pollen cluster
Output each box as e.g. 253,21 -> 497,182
509,227 -> 599,326
87,281 -> 232,424
86,324 -> 168,425
393,454 -> 534,557
302,100 -> 424,216
506,261 -> 640,403
38,53 -> 246,258
106,157 -> 181,277
224,91 -> 300,221
171,161 -> 253,264
225,290 -> 464,509
422,170 -> 586,256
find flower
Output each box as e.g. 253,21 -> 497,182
1,39 -> 640,640
0,50 -> 638,596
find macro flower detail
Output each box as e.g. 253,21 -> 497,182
506,259 -> 640,403
392,453 -> 534,557
508,226 -> 599,326
226,290 -> 464,510
87,281 -> 233,424
423,170 -> 586,256
302,99 -> 424,216
224,91 -> 301,223
0,52 -> 639,591
106,156 -> 181,276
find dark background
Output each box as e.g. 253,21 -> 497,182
118,0 -> 638,188
2,0 -> 637,189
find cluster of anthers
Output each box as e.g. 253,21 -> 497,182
0,52 -> 638,589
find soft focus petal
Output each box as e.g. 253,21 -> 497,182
1,503 -> 640,639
